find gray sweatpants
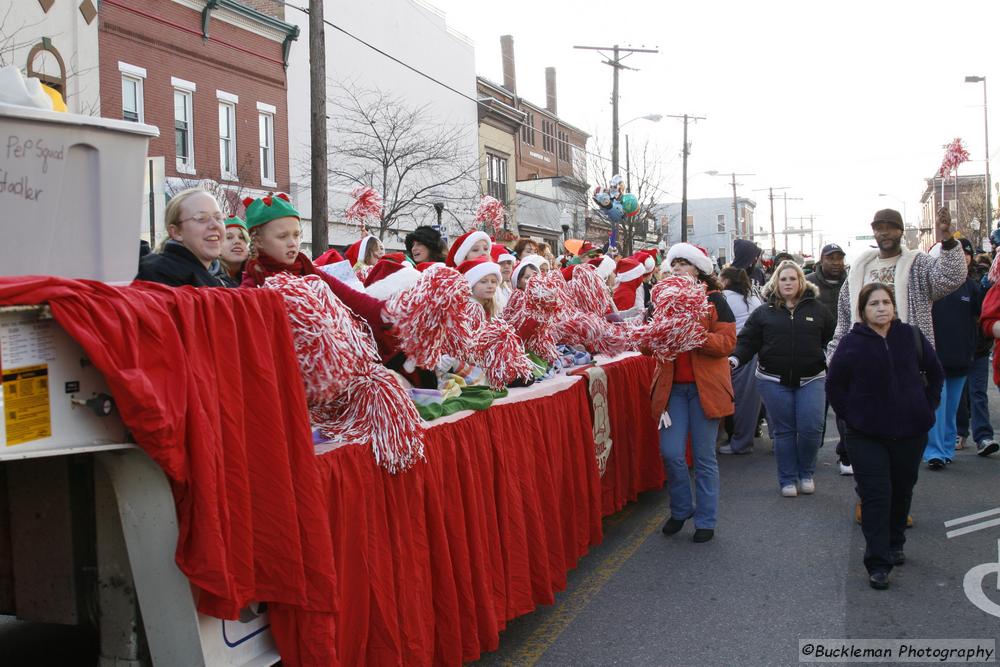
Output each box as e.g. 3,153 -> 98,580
728,355 -> 762,452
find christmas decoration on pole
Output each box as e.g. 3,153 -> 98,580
475,195 -> 506,236
345,185 -> 382,234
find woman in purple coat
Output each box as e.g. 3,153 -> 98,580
826,283 -> 944,590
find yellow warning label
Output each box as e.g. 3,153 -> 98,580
3,364 -> 51,446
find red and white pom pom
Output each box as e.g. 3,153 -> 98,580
553,311 -> 630,356
345,186 -> 382,233
384,265 -> 477,370
311,366 -> 425,473
564,264 -> 613,316
263,273 -> 379,405
469,317 -> 534,390
635,275 -> 712,362
523,270 -> 566,319
989,252 -> 1000,286
501,288 -> 528,326
651,275 -> 711,320
475,195 -> 505,236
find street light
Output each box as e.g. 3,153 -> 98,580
965,75 -> 992,232
620,113 -> 663,128
707,170 -> 756,243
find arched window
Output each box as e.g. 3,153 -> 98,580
26,40 -> 66,96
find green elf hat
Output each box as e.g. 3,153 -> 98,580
243,192 -> 300,230
225,215 -> 247,230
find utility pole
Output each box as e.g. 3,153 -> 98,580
781,192 -> 804,253
574,44 -> 658,248
752,186 -> 790,256
309,0 -> 328,255
666,113 -> 706,242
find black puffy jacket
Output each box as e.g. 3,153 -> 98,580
136,241 -> 233,288
732,288 -> 836,387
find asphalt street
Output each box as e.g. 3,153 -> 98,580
473,389 -> 1000,667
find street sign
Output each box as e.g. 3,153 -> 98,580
855,234 -> 875,240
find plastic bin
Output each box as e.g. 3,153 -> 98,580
0,103 -> 159,283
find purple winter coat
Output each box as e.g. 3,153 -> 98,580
825,320 -> 944,439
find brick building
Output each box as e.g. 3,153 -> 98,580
98,0 -> 298,241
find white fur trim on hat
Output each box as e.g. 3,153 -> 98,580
511,254 -> 548,286
463,261 -> 502,286
453,230 -> 491,266
617,263 -> 646,283
595,255 -> 616,280
642,256 -> 655,272
365,263 -> 421,300
666,242 -> 713,275
497,251 -> 516,264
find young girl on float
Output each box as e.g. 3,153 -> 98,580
460,255 -> 503,319
491,243 -> 516,311
511,254 -> 549,291
220,216 -> 249,285
446,230 -> 492,267
240,194 -> 396,357
345,235 -> 385,277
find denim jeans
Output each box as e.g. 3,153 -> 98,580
924,375 -> 968,462
658,383 -> 720,529
846,431 -> 925,575
726,356 -> 761,452
956,356 -> 993,443
756,378 -> 826,488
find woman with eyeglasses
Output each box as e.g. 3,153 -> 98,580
136,187 -> 233,287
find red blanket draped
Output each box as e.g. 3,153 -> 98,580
0,276 -> 338,666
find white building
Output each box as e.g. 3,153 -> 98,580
656,197 -> 757,265
1,0 -> 101,115
284,0 -> 479,254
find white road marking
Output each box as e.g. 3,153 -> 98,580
964,540 -> 1000,618
947,518 -> 1000,539
945,506 -> 1000,528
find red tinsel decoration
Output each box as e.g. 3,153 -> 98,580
385,265 -> 478,370
475,196 -> 506,236
469,317 -> 534,390
636,275 -> 711,363
563,264 -> 613,316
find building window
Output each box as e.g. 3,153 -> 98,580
521,113 -> 535,145
558,130 -> 569,161
258,105 -> 276,186
118,62 -> 146,123
172,77 -> 196,173
542,120 -> 554,153
686,215 -> 694,235
487,153 -> 508,204
717,214 -> 725,233
26,41 -> 66,96
218,101 -> 237,180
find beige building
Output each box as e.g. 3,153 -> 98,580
476,77 -> 525,239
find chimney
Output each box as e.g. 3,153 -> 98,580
500,35 -> 516,93
545,67 -> 557,115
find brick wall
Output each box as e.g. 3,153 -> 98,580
98,1 -> 292,192
236,0 -> 285,20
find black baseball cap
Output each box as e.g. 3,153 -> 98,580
959,237 -> 974,255
871,208 -> 904,230
820,243 -> 845,257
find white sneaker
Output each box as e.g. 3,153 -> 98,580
781,484 -> 798,497
839,463 -> 854,476
799,478 -> 816,494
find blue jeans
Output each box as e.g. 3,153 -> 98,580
756,379 -> 826,488
658,383 -> 720,529
924,375 -> 968,462
956,356 -> 993,443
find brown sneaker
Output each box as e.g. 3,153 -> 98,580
906,514 -> 914,528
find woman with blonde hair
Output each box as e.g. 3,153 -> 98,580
730,260 -> 836,496
136,187 -> 231,287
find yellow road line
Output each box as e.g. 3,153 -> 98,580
503,509 -> 664,666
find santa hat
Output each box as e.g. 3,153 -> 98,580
243,193 -> 299,230
587,255 -> 617,280
458,256 -> 502,286
364,255 -> 421,300
345,235 -> 378,267
632,251 -> 655,274
665,242 -> 713,275
561,266 -> 576,281
490,243 -> 516,264
511,253 -> 549,287
313,247 -> 344,267
615,257 -> 645,283
446,230 -> 492,267
416,261 -> 443,272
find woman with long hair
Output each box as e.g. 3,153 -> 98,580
731,260 -> 835,496
718,267 -> 764,455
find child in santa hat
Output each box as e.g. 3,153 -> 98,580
240,193 -> 396,358
613,256 -> 646,316
446,230 -> 492,267
345,235 -> 385,276
511,254 -> 550,290
491,243 -> 516,311
459,255 -> 503,319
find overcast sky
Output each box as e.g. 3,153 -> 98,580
424,0 -> 1000,255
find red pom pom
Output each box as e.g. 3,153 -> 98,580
563,264 -> 613,316
262,195 -> 272,207
345,186 -> 383,225
385,265 -> 479,370
276,192 -> 290,202
469,317 -> 534,390
242,196 -> 255,208
635,275 -> 711,362
474,196 -> 506,235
